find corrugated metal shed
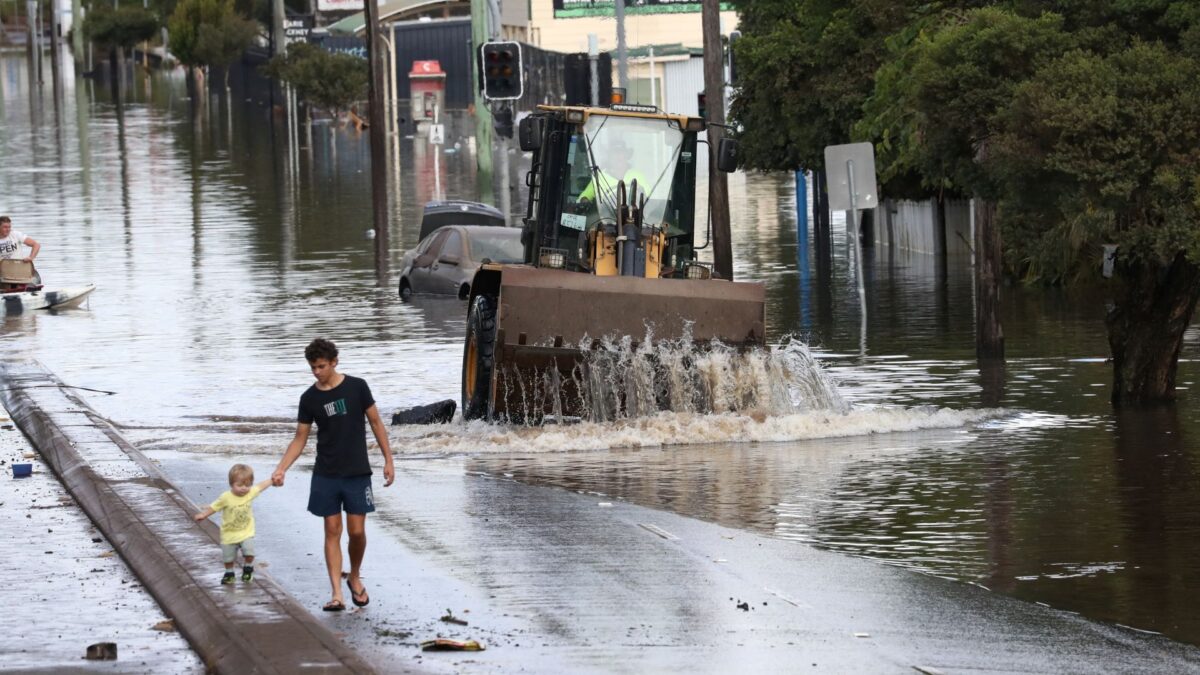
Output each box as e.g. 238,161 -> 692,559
390,20 -> 474,108
662,55 -> 704,116
316,20 -> 474,108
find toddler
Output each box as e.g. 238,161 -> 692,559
194,463 -> 272,584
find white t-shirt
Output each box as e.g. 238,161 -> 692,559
0,230 -> 27,259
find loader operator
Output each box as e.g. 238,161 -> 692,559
577,140 -> 649,210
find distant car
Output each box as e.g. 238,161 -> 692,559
398,225 -> 523,299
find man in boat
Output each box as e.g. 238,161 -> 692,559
0,216 -> 42,290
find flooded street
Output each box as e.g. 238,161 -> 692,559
4,55 -> 1200,654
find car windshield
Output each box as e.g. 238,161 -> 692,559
468,230 -> 523,263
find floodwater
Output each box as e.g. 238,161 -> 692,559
3,54 -> 1200,652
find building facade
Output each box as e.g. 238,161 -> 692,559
508,1 -> 737,54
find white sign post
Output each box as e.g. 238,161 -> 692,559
429,124 -> 445,145
824,142 -> 879,357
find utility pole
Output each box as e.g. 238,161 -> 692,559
588,33 -> 599,105
701,0 -> 732,280
26,0 -> 38,85
49,0 -> 61,97
614,0 -> 627,90
71,0 -> 82,67
483,0 -> 509,222
973,141 -> 1003,360
363,0 -> 390,272
271,0 -> 285,63
470,0 -> 494,203
270,0 -> 285,115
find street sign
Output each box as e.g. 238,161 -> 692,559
429,124 -> 445,145
553,0 -> 733,18
823,142 -> 878,212
317,0 -> 379,11
283,16 -> 312,46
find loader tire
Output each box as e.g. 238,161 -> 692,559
462,294 -> 498,420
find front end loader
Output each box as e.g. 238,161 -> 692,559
462,103 -> 765,422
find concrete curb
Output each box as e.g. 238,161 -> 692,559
0,361 -> 376,674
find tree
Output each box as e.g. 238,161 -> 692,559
728,0 -> 913,173
168,0 -> 259,87
856,9 -> 1072,359
264,42 -> 368,120
84,6 -> 161,52
732,0 -> 1200,401
83,5 -> 161,94
993,42 -> 1200,402
857,9 -> 1070,197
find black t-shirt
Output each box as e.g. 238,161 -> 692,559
298,375 -> 376,478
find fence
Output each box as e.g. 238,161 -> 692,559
874,198 -> 973,258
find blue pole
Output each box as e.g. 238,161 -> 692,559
796,170 -> 811,329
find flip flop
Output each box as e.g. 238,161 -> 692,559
346,577 -> 370,607
322,600 -> 345,612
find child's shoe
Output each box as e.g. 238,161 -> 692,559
241,565 -> 254,582
221,571 -> 236,585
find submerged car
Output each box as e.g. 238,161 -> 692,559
398,225 -> 523,299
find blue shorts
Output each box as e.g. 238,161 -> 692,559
307,473 -> 375,517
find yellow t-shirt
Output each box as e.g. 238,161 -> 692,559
210,485 -> 265,545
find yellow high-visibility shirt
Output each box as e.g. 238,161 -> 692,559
579,169 -> 650,203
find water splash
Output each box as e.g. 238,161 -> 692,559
386,406 -> 1002,455
499,332 -> 848,424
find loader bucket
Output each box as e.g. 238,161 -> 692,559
465,265 -> 765,422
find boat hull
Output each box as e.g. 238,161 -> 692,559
1,285 -> 96,315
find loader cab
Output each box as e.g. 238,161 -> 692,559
519,105 -> 702,278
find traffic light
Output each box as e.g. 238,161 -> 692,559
480,41 -> 523,101
697,92 -> 707,120
493,105 -> 514,139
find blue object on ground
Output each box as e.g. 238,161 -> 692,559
12,463 -> 32,478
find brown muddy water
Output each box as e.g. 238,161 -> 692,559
3,57 -> 1200,647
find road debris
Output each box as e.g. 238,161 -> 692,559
420,638 -> 484,652
440,609 -> 469,626
85,642 -> 117,660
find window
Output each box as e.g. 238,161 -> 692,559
468,230 -> 523,263
440,230 -> 463,258
572,113 -> 685,226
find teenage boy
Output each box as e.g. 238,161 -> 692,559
272,338 -> 395,612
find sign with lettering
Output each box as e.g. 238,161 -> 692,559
553,0 -> 732,19
316,0 -> 383,13
283,17 -> 312,46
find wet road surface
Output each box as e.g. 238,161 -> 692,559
159,450 -> 1200,674
0,405 -> 202,673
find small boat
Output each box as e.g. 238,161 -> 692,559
2,284 -> 96,314
0,259 -> 95,315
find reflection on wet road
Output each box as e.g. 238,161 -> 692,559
4,57 -> 1200,649
160,451 -> 1200,673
